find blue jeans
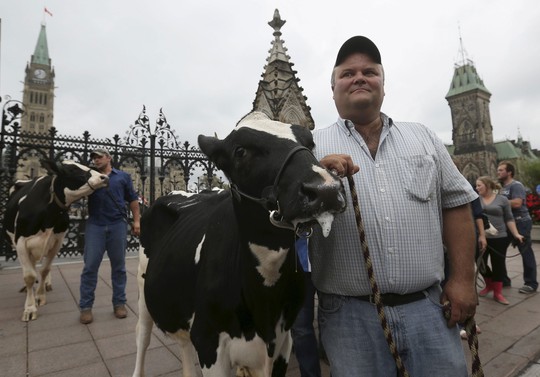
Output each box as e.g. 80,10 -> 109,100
79,221 -> 128,310
318,285 -> 467,377
515,218 -> 538,290
291,273 -> 321,377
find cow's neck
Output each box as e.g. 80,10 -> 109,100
233,199 -> 292,244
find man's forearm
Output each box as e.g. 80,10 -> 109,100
443,204 -> 476,283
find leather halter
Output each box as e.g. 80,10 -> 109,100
229,145 -> 313,212
49,176 -> 69,210
49,170 -> 98,211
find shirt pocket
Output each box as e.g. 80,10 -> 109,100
400,155 -> 437,202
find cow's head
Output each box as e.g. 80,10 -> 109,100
41,160 -> 109,206
198,112 -> 345,236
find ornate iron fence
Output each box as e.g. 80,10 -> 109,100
0,104 -> 222,261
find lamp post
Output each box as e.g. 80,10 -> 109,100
1,96 -> 25,171
126,105 -> 178,204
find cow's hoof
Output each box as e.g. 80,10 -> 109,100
46,284 -> 53,292
22,310 -> 37,322
36,296 -> 47,306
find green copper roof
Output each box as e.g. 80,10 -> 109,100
32,24 -> 50,66
446,63 -> 490,98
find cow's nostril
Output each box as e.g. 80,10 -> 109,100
301,182 -> 319,204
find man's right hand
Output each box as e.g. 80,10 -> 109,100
320,154 -> 360,177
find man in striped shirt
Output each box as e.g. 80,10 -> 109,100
309,36 -> 478,377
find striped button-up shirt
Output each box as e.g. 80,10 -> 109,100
310,114 -> 477,296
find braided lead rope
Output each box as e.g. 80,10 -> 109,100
442,304 -> 484,376
347,176 -> 484,377
347,176 -> 410,377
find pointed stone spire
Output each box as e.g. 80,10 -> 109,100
446,32 -> 490,98
267,9 -> 290,64
32,23 -> 50,66
252,9 -> 314,130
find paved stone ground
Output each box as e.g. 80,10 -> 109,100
0,244 -> 539,377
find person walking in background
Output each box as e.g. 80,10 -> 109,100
497,161 -> 538,294
309,35 -> 478,377
476,176 -> 524,305
79,149 -> 140,324
459,195 -> 487,339
291,236 -> 322,377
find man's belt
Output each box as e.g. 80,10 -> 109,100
357,290 -> 426,307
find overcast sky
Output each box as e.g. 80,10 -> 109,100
1,0 -> 539,150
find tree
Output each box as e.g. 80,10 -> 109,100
521,161 -> 540,191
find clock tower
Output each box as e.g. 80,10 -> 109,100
445,42 -> 497,183
21,23 -> 55,134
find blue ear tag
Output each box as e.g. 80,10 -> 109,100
295,236 -> 309,272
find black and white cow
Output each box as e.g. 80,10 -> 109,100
132,112 -> 345,377
4,159 -> 109,321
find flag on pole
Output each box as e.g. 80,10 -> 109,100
44,7 -> 53,17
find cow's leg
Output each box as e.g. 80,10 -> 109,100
170,331 -> 200,377
17,240 -> 38,322
35,235 -> 63,306
133,250 -> 154,377
270,331 -> 292,377
44,256 -> 53,291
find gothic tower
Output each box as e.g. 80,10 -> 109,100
252,9 -> 314,129
21,23 -> 55,134
445,37 -> 497,183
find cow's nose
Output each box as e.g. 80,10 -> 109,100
301,181 -> 346,212
101,175 -> 110,186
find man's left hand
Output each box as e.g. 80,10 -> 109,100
441,278 -> 477,327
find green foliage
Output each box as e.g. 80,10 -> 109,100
521,161 -> 540,191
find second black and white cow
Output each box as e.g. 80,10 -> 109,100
4,159 -> 109,321
132,112 -> 346,377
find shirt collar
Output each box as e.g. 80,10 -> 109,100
336,112 -> 394,135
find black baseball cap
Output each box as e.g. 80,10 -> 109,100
334,36 -> 382,66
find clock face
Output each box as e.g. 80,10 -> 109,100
34,69 -> 47,79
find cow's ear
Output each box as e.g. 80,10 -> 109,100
40,159 -> 61,175
291,124 -> 315,150
198,135 -> 228,169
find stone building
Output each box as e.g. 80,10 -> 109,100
21,23 -> 55,135
445,41 -> 539,184
16,23 -> 55,180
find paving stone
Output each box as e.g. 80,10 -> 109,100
37,362 -> 110,377
28,341 -> 101,376
28,323 -> 92,352
0,353 -> 27,377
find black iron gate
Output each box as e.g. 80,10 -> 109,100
0,104 -> 222,261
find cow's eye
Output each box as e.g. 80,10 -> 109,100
234,147 -> 246,158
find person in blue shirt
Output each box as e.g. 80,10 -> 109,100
79,149 -> 140,324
